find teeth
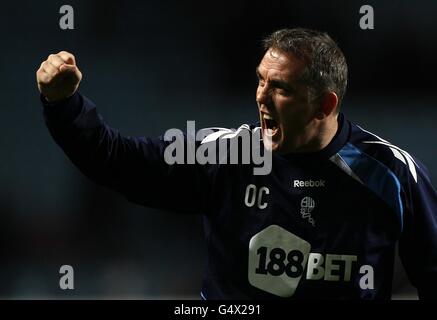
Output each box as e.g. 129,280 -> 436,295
263,114 -> 274,120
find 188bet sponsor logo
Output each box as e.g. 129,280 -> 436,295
248,225 -> 374,297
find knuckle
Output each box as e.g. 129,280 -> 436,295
49,59 -> 60,68
59,50 -> 73,58
37,73 -> 48,84
45,67 -> 56,77
45,74 -> 54,82
42,61 -> 50,69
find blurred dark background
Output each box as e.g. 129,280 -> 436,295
0,0 -> 436,298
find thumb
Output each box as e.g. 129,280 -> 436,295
59,63 -> 77,73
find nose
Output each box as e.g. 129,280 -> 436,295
256,83 -> 272,106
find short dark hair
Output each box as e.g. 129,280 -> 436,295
263,28 -> 348,109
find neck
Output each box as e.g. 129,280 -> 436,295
280,114 -> 339,154
314,114 -> 339,151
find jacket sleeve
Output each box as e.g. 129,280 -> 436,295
398,160 -> 437,299
42,92 -> 213,214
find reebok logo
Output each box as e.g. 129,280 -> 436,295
293,179 -> 326,188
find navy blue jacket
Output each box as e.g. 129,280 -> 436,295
42,92 -> 437,299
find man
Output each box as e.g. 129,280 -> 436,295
37,28 -> 437,299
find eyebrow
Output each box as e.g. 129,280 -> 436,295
256,66 -> 294,91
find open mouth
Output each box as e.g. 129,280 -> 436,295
262,113 -> 279,136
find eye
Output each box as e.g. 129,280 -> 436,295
258,79 -> 266,87
276,87 -> 291,96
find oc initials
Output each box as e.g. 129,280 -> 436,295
244,184 -> 270,209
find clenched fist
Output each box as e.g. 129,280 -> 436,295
36,51 -> 82,102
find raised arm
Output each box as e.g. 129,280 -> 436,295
36,51 -> 212,214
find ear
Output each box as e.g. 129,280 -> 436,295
315,91 -> 338,120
